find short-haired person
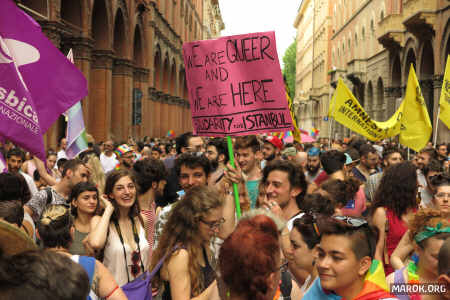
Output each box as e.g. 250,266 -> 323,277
38,205 -> 127,300
219,215 -> 283,300
234,135 -> 262,208
68,182 -> 100,256
351,144 -> 379,182
305,147 -> 322,184
437,143 -> 448,162
302,216 -> 396,300
370,161 -> 418,275
262,159 -> 307,230
114,144 -> 135,171
57,137 -> 68,162
100,139 -> 119,174
25,159 -> 89,221
133,158 -> 168,253
431,174 -> 450,217
387,209 -> 450,299
417,148 -> 439,193
205,138 -> 229,187
420,159 -> 444,208
6,148 -> 38,196
307,150 -> 347,194
150,186 -> 232,300
262,136 -> 283,166
151,146 -> 162,160
365,147 -> 405,202
438,237 -> 450,299
0,250 -> 89,300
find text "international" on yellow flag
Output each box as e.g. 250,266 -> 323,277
439,54 -> 450,129
399,64 -> 432,152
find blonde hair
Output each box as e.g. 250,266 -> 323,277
241,209 -> 286,232
38,205 -> 73,249
85,154 -> 105,194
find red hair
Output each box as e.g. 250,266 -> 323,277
219,215 -> 280,300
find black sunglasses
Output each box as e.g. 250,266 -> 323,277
333,216 -> 373,257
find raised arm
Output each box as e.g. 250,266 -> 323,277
87,196 -> 114,251
390,230 -> 414,270
370,207 -> 387,263
33,156 -> 57,186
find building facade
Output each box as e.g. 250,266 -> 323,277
16,0 -> 223,149
295,0 -> 450,142
203,0 -> 224,39
294,0 -> 333,136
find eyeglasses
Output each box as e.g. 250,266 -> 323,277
200,217 -> 225,229
130,250 -> 141,277
333,216 -> 373,257
435,192 -> 450,200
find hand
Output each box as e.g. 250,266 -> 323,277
224,161 -> 245,185
263,199 -> 283,217
100,194 -> 114,213
82,236 -> 96,257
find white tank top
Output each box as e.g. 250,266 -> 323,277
103,220 -> 149,287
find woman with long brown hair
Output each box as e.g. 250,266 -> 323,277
87,169 -> 149,287
150,185 -> 230,300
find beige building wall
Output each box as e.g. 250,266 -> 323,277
294,0 -> 332,136
203,0 -> 225,39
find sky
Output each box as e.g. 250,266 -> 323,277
218,0 -> 300,68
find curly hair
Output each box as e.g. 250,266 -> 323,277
371,161 -> 418,219
320,177 -> 361,207
408,208 -> 450,249
219,215 -> 279,300
132,158 -> 168,195
299,193 -> 336,216
149,186 -> 224,296
175,153 -> 212,178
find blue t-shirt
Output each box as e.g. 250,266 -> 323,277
302,278 -> 341,300
246,179 -> 260,209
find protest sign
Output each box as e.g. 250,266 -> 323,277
0,0 -> 88,160
182,31 -> 294,136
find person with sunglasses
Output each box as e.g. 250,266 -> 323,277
387,209 -> 450,299
219,214 -> 284,300
303,215 -> 396,300
87,169 -> 149,287
37,204 -> 127,300
150,185 -> 234,300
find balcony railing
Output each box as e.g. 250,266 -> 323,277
376,14 -> 404,49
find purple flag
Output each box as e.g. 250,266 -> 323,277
0,0 -> 88,159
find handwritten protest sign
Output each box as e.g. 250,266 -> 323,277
183,31 -> 293,136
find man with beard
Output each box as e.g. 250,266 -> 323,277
305,147 -> 322,184
417,147 -> 439,196
351,144 -> 379,182
365,147 -> 405,202
205,138 -> 229,186
262,136 -> 283,168
132,158 -> 168,252
114,144 -> 135,171
100,139 -> 119,173
6,148 -> 38,196
234,135 -> 262,208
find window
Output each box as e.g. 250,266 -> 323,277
380,10 -> 384,21
355,33 -> 358,46
362,27 -> 365,40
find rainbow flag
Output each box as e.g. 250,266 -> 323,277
311,128 -> 320,138
167,130 -> 175,138
269,131 -> 293,143
64,49 -> 88,159
352,260 -> 394,300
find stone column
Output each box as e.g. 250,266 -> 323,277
90,50 -> 114,142
112,58 -> 134,141
133,67 -> 150,139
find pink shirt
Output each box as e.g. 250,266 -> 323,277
339,187 -> 367,217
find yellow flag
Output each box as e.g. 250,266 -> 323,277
328,92 -> 336,118
399,65 -> 432,152
331,79 -> 393,140
439,55 -> 450,129
285,85 -> 302,143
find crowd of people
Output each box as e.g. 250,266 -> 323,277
0,132 -> 449,300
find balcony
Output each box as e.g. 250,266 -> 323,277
403,0 -> 438,38
377,14 -> 405,50
329,68 -> 347,88
346,59 -> 366,86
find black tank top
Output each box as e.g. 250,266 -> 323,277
162,246 -> 215,300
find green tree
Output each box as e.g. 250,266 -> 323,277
282,38 -> 296,100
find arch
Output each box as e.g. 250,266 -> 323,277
61,0 -> 82,28
404,47 -> 417,81
91,0 -> 110,50
162,55 -> 170,93
154,45 -> 162,90
133,25 -> 144,67
20,0 -> 48,17
376,77 -> 384,120
113,9 -> 127,57
170,59 -> 177,95
367,81 -> 374,115
391,54 -> 402,88
440,19 -> 450,70
419,40 -> 435,122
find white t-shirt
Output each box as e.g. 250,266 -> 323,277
57,149 -> 67,161
100,152 -> 119,173
20,171 -> 38,196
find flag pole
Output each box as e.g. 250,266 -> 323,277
433,107 -> 440,147
226,136 -> 241,218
